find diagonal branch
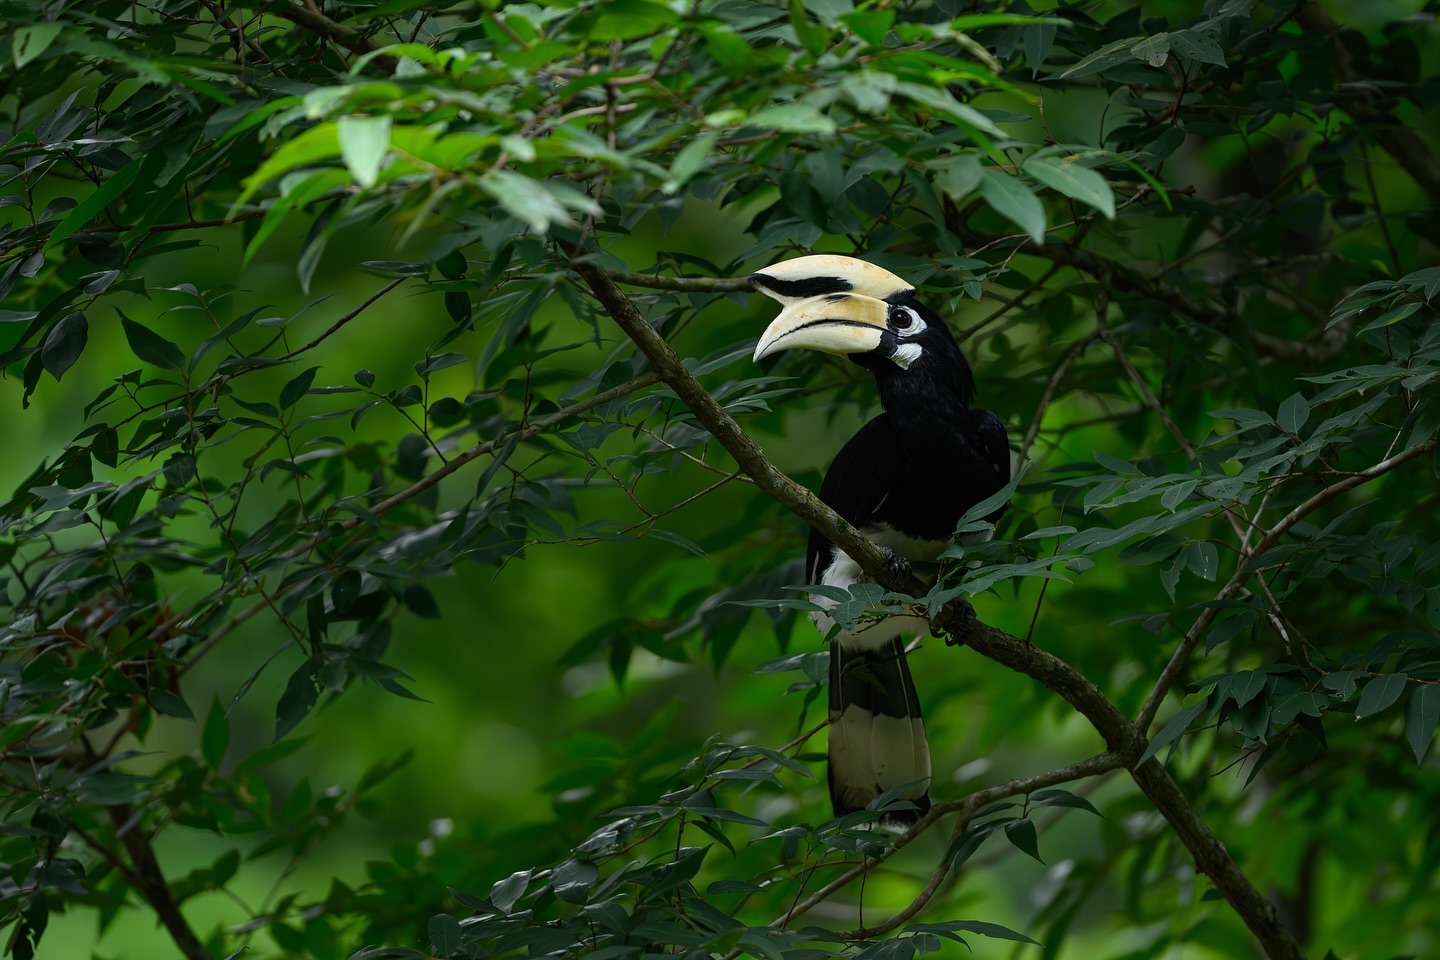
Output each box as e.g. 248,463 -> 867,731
1136,437 -> 1439,732
107,804 -> 212,960
265,2 -> 398,73
611,271 -> 751,293
574,259 -> 1306,960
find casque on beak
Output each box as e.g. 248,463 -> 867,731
749,254 -> 914,305
752,293 -> 890,362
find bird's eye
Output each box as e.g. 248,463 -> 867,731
891,305 -> 924,335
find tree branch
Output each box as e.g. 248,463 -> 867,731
1136,438 -> 1438,732
575,260 -> 1307,960
265,2 -> 398,73
610,271 -> 751,293
107,804 -> 211,960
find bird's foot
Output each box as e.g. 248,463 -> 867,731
939,596 -> 977,647
882,547 -> 911,578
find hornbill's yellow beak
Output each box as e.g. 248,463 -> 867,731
752,293 -> 890,362
749,254 -> 914,305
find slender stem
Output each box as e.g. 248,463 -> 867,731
1017,334 -> 1098,468
275,276 -> 406,361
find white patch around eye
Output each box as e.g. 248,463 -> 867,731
891,342 -> 924,369
892,305 -> 927,335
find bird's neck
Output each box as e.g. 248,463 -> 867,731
874,365 -> 975,422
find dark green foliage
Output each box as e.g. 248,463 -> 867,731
2,0 -> 1440,958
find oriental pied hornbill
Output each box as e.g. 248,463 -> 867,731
750,255 -> 1011,823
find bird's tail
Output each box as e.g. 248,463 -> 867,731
827,637 -> 931,824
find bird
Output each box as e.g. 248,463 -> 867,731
749,254 -> 1011,824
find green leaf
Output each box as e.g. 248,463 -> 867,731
41,312 -> 87,381
1322,669 -> 1365,701
893,82 -> 1006,140
403,584 -> 441,619
332,569 -> 362,614
906,920 -> 1040,946
646,845 -> 709,894
841,69 -> 897,113
13,23 -> 63,68
1022,21 -> 1056,72
1138,698 -> 1208,766
1277,393 -> 1310,434
120,312 -> 185,371
789,0 -> 827,57
236,122 -> 340,208
745,102 -> 836,134
1187,540 -> 1219,581
585,0 -> 677,40
843,8 -> 895,45
490,870 -> 530,913
665,131 -> 718,193
1361,301 -> 1422,333
280,366 -> 320,409
550,858 -> 599,903
1169,28 -> 1226,67
1004,818 -> 1044,862
148,688 -> 195,720
978,168 -> 1045,244
1354,673 -> 1408,720
1130,33 -> 1170,67
47,159 -> 141,249
481,169 -> 572,233
274,657 -> 322,742
1093,450 -> 1138,475
1054,35 -> 1144,79
1232,671 -> 1269,708
416,352 -> 467,376
1030,788 -> 1102,817
1023,153 -> 1115,218
1405,685 -> 1440,763
931,154 -> 984,201
428,914 -> 462,956
338,115 -> 391,189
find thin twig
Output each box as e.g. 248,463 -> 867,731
274,276 -> 407,361
1016,334 -> 1098,468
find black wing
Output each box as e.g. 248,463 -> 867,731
968,407 -> 1011,523
806,413 -> 901,584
